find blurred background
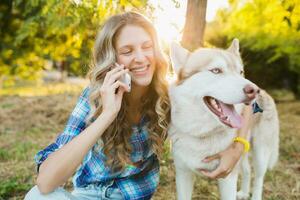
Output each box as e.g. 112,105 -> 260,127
0,0 -> 299,199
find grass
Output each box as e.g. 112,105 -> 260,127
0,84 -> 299,199
0,82 -> 86,97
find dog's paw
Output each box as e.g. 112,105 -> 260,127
237,191 -> 249,200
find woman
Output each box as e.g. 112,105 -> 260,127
25,12 -> 251,200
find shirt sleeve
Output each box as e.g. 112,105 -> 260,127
34,87 -> 91,172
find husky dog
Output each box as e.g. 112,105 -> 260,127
168,39 -> 279,200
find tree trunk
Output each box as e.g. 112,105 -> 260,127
181,0 -> 207,51
57,61 -> 67,82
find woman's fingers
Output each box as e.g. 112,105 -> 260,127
112,80 -> 130,92
99,63 -> 129,116
199,165 -> 231,179
116,85 -> 126,102
103,63 -> 124,85
107,68 -> 129,86
199,168 -> 220,179
202,154 -> 220,163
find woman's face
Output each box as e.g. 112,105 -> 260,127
115,25 -> 156,88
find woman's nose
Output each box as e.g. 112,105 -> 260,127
133,50 -> 147,62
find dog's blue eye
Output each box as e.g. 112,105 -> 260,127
210,68 -> 222,74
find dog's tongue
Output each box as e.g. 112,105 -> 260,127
219,102 -> 243,129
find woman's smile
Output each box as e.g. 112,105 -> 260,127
129,64 -> 150,76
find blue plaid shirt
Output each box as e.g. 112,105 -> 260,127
34,87 -> 160,200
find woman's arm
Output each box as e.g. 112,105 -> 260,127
235,105 -> 253,138
37,64 -> 129,194
199,105 -> 253,179
37,112 -> 114,194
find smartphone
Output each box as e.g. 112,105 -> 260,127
119,72 -> 131,92
98,64 -> 131,92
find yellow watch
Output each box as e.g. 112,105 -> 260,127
233,137 -> 250,153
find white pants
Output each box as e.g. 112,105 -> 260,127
24,182 -> 123,200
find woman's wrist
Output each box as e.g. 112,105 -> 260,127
98,110 -> 117,125
232,141 -> 245,155
234,136 -> 250,153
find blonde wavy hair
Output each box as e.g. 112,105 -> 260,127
86,12 -> 170,171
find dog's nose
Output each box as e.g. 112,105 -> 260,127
243,84 -> 259,99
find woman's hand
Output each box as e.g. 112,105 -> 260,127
199,142 -> 244,179
100,63 -> 130,119
199,105 -> 253,179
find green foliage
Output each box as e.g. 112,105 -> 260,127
206,0 -> 300,95
0,178 -> 31,199
0,0 -> 149,85
268,89 -> 296,102
11,142 -> 39,161
0,142 -> 40,161
0,149 -> 10,161
224,0 -> 300,67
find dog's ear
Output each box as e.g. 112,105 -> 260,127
170,42 -> 190,74
227,38 -> 240,55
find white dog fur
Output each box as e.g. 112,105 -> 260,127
168,39 -> 279,200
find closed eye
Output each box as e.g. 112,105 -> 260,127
142,40 -> 153,48
120,50 -> 132,55
143,44 -> 152,49
209,68 -> 223,74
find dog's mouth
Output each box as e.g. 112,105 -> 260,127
203,96 -> 243,129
